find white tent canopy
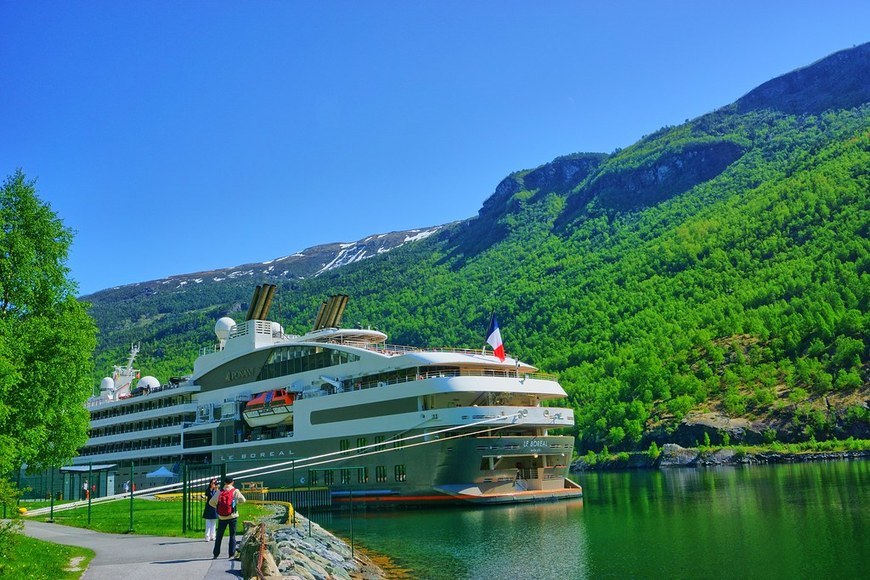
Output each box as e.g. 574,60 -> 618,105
145,466 -> 177,478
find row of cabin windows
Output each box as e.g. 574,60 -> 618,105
91,395 -> 190,421
307,465 -> 406,485
259,346 -> 360,381
90,414 -> 193,438
340,436 -> 397,455
79,436 -> 181,456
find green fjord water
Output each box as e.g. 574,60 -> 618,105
319,461 -> 868,579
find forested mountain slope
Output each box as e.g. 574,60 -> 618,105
86,43 -> 869,450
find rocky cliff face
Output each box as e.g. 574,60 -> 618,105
735,42 -> 870,115
478,153 -> 607,221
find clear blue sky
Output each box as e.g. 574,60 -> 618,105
2,1 -> 867,295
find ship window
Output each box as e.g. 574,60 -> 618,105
324,470 -> 334,485
356,438 -> 366,453
394,465 -> 406,482
341,469 -> 351,484
340,439 -> 349,456
259,346 -> 360,381
357,467 -> 369,484
308,470 -> 319,485
376,466 -> 387,483
375,435 -> 385,451
311,396 -> 418,425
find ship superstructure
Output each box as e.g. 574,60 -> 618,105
75,286 -> 581,505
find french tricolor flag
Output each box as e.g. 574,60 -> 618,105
486,314 -> 506,361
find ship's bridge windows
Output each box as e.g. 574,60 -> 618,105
417,366 -> 461,379
259,346 -> 360,381
428,392 -> 532,409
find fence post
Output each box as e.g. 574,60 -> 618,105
48,468 -> 55,523
128,460 -> 134,533
291,460 -> 296,526
182,463 -> 188,534
87,462 -> 93,526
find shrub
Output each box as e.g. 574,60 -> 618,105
724,390 -> 747,415
789,387 -> 809,404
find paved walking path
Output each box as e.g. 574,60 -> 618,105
22,520 -> 243,580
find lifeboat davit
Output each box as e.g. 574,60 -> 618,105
243,389 -> 295,428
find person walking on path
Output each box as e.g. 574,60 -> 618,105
202,478 -> 219,541
208,475 -> 246,559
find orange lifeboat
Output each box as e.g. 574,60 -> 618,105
243,389 -> 295,428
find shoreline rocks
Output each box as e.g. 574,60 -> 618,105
571,444 -> 869,471
240,512 -> 389,580
661,444 -> 870,467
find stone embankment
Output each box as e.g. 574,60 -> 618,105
657,444 -> 870,467
238,510 -> 389,580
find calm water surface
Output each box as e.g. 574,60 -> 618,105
318,461 -> 868,579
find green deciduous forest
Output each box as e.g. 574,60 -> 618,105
86,45 -> 869,452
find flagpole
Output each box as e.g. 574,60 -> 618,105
481,311 -> 490,356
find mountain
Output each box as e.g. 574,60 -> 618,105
85,43 -> 869,451
82,225 -> 443,301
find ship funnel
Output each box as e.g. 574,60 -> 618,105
312,299 -> 328,330
328,294 -> 349,327
259,284 -> 277,320
312,294 -> 350,331
245,285 -> 262,321
245,283 -> 278,321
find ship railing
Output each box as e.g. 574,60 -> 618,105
199,344 -> 219,356
85,380 -> 190,409
320,338 -> 513,359
347,367 -> 557,392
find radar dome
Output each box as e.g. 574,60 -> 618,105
271,321 -> 284,336
215,317 -> 235,340
100,377 -> 115,392
137,376 -> 160,390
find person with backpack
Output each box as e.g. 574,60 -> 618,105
208,476 -> 246,559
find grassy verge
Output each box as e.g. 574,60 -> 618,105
0,527 -> 94,579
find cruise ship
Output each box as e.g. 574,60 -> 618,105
74,285 -> 582,506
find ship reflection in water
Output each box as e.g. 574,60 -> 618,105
319,498 -> 588,579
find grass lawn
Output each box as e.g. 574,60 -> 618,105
0,529 -> 94,579
22,498 -> 273,537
